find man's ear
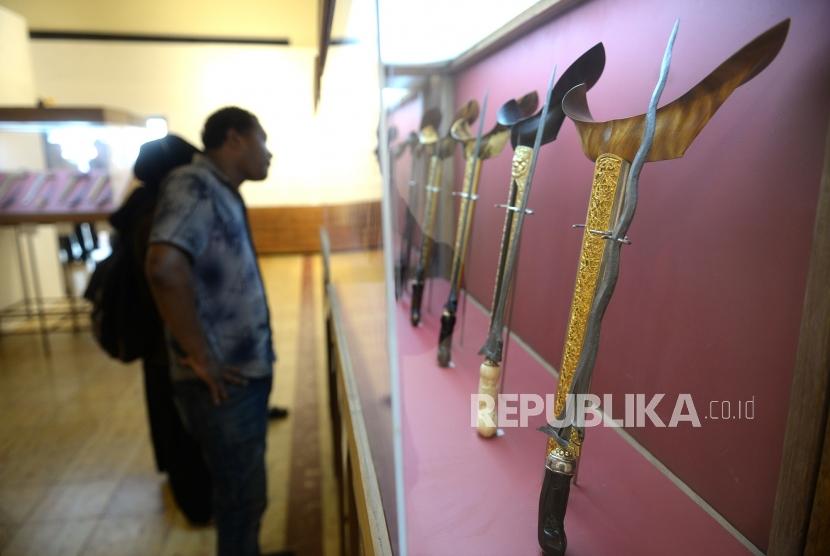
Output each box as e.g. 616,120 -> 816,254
225,128 -> 243,149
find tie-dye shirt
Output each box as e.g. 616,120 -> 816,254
149,154 -> 275,381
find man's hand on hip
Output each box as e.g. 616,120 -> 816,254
180,355 -> 248,405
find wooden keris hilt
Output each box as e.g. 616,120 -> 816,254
538,20 -> 789,556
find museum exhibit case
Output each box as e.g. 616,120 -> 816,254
323,0 -> 830,554
0,105 -> 165,351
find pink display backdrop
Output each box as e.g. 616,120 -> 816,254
399,279 -> 751,555
389,0 -> 830,550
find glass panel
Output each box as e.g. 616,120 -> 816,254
321,0 -> 405,552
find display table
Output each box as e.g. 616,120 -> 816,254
0,169 -> 116,225
328,277 -> 752,555
0,170 -> 118,351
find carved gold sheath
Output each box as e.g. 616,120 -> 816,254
490,145 -> 532,327
553,154 -> 628,417
417,155 -> 444,278
478,144 -> 533,437
546,153 -> 629,463
448,155 -> 483,291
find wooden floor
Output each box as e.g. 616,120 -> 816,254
0,252 -> 383,556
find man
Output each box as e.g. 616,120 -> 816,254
124,134 -> 213,525
145,107 -> 278,556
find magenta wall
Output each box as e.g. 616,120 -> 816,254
443,0 -> 830,550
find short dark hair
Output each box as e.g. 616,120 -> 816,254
201,106 -> 258,150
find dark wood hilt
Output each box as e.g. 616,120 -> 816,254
565,20 -> 789,163
437,292 -> 458,367
410,280 -> 425,326
539,467 -> 572,556
396,132 -> 423,297
510,42 -> 605,148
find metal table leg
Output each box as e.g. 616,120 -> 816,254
21,226 -> 50,355
14,227 -> 34,318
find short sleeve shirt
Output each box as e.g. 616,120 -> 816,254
149,154 -> 275,381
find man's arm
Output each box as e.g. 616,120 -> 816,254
145,242 -> 243,403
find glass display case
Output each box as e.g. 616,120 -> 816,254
0,106 -> 163,351
324,0 -> 830,554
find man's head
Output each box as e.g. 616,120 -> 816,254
202,107 -> 272,183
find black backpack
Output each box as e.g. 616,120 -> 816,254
84,135 -> 198,362
84,232 -> 145,361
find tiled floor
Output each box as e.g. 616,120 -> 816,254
0,252 -> 381,556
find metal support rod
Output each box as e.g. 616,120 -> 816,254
496,203 -> 535,215
68,263 -> 79,332
459,284 -> 468,347
426,267 -> 433,315
14,226 -> 34,317
24,227 -> 50,355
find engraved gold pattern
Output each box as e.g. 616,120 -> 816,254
418,156 -> 443,270
457,159 -> 483,279
511,145 -> 532,181
488,145 -> 533,315
449,156 -> 483,290
545,428 -> 582,468
553,154 -> 625,417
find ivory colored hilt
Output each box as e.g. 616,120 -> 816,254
477,359 -> 501,437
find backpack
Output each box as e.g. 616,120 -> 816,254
84,135 -> 199,362
84,231 -> 146,361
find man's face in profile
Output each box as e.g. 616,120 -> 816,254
239,121 -> 272,181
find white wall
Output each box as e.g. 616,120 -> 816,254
0,6 -> 63,306
1,4 -> 382,311
30,40 -> 382,206
0,6 -> 36,103
1,0 -> 318,46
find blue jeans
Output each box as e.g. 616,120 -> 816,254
174,376 -> 272,556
